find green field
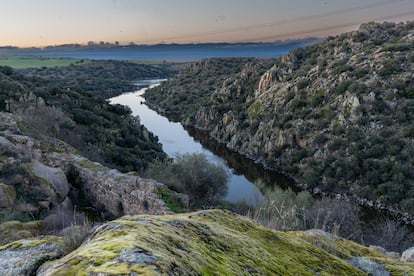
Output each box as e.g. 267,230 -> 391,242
0,55 -> 89,69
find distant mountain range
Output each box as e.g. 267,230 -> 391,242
0,39 -> 322,61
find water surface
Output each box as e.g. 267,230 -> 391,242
110,80 -> 269,203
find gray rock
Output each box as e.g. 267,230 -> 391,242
369,245 -> 387,255
0,236 -> 62,276
69,161 -> 175,218
32,161 -> 70,199
401,247 -> 414,262
385,251 -> 400,260
0,136 -> 13,148
118,248 -> 158,265
368,245 -> 400,259
348,257 -> 390,276
60,197 -> 73,212
305,229 -> 332,239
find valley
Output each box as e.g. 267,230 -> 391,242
0,20 -> 414,275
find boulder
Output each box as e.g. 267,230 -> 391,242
385,251 -> 400,260
0,220 -> 45,246
369,245 -> 387,255
0,236 -> 62,276
0,184 -> 16,208
401,247 -> 414,262
348,257 -> 390,276
31,161 -> 70,199
0,136 -> 13,148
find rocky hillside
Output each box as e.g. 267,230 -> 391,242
0,209 -> 413,275
145,21 -> 414,213
0,112 -> 186,243
145,57 -> 276,118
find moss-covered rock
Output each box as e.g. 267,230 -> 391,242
38,210 -> 414,275
0,236 -> 63,276
0,220 -> 45,245
293,229 -> 414,275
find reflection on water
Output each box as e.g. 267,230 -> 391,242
110,80 -> 294,204
185,127 -> 295,191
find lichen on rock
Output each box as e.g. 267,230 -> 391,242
36,210 -> 414,275
0,220 -> 46,246
0,236 -> 63,276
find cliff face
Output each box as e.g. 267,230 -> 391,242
145,21 -> 414,213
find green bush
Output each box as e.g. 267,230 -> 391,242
378,59 -> 402,77
144,153 -> 228,207
335,80 -> 353,94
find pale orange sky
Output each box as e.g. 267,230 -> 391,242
0,0 -> 413,47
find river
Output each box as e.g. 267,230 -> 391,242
109,79 -> 414,237
109,79 -> 293,204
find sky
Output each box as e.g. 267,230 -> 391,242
0,0 -> 413,47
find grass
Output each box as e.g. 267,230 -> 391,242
0,55 -> 89,69
157,186 -> 185,213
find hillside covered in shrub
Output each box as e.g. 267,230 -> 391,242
0,66 -> 166,173
19,60 -> 183,98
146,21 -> 414,212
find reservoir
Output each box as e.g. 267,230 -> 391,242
109,80 -> 293,204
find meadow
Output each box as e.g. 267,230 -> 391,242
0,55 -> 88,69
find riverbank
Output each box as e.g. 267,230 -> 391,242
186,122 -> 414,226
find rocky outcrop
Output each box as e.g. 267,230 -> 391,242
67,160 -> 180,218
0,236 -> 63,275
36,209 -> 414,275
402,247 -> 414,262
0,112 -> 186,239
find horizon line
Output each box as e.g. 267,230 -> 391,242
0,36 -> 323,49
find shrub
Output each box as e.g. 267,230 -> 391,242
144,153 -> 228,207
402,85 -> 414,99
335,80 -> 353,94
307,198 -> 362,241
60,222 -> 94,255
363,215 -> 414,252
249,183 -> 314,231
377,59 -> 402,77
296,78 -> 310,90
248,183 -> 363,241
355,67 -> 369,78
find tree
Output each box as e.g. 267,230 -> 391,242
144,153 -> 229,207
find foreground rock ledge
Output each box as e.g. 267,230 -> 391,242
33,210 -> 414,275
